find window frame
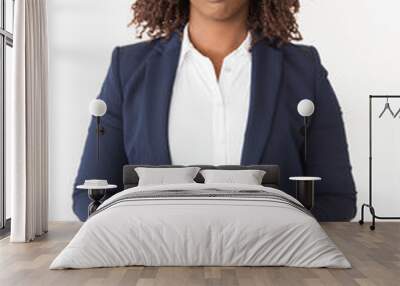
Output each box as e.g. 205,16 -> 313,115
0,0 -> 14,233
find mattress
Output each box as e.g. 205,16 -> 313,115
50,183 -> 350,269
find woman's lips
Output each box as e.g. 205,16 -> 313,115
207,0 -> 226,3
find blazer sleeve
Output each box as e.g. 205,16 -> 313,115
307,47 -> 357,221
72,48 -> 128,221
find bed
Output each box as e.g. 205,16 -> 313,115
50,165 -> 350,269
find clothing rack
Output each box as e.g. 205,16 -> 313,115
359,95 -> 400,230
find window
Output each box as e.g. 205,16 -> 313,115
0,0 -> 14,233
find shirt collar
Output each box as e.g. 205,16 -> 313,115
178,24 -> 252,69
178,25 -> 193,67
235,30 -> 252,56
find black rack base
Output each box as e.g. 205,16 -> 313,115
359,203 -> 400,231
359,204 -> 376,231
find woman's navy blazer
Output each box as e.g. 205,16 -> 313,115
73,33 -> 357,222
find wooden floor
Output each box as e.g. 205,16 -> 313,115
0,222 -> 399,286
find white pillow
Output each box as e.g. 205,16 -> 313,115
200,169 -> 266,185
135,167 -> 200,186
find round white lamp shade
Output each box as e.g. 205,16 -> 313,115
297,99 -> 315,117
89,99 -> 107,117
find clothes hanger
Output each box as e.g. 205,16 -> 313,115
379,97 -> 396,118
394,107 -> 400,118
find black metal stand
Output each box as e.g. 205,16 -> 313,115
359,95 -> 400,231
88,189 -> 106,216
295,181 -> 315,210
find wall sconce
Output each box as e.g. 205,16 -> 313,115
89,99 -> 107,161
297,99 -> 315,164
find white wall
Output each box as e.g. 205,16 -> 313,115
298,0 -> 400,219
48,0 -> 400,221
48,0 -> 136,220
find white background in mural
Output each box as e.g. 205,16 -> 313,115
48,0 -> 400,220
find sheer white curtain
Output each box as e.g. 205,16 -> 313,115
9,0 -> 49,242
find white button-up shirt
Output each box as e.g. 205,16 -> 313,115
168,26 -> 252,165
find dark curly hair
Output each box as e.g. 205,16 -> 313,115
129,0 -> 302,45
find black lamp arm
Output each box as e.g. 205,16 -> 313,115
95,116 -> 105,161
300,116 -> 312,175
96,117 -> 105,135
304,116 -> 309,163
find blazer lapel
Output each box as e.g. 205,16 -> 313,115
241,40 -> 283,165
143,34 -> 181,164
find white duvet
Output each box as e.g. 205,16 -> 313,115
50,183 -> 350,269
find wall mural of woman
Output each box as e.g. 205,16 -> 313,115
73,0 -> 357,222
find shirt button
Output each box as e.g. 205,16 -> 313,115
225,67 -> 232,73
